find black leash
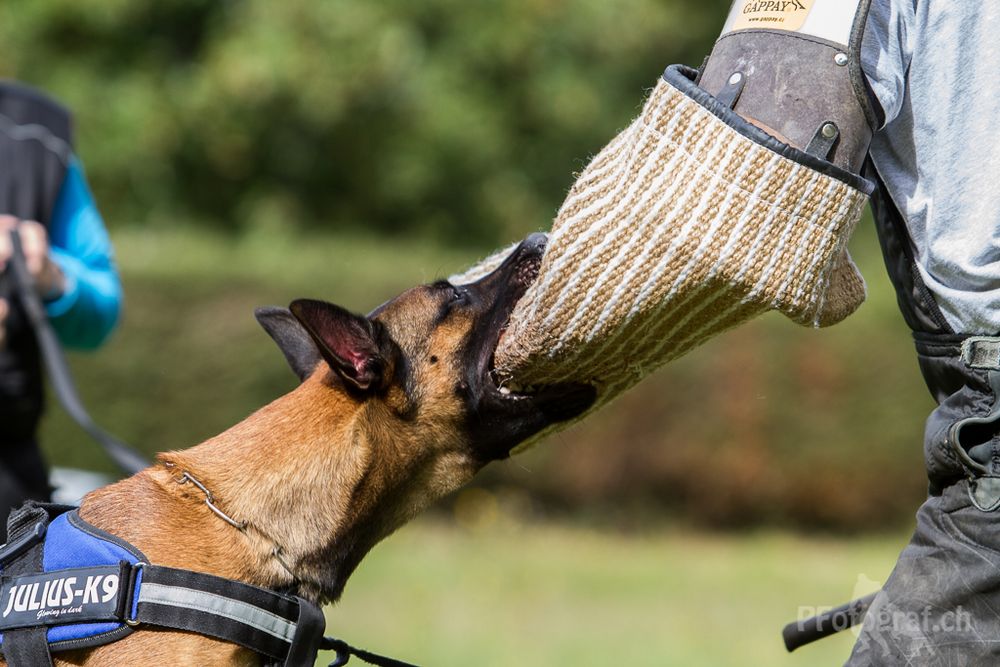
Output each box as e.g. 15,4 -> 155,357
322,637 -> 421,667
5,229 -> 148,475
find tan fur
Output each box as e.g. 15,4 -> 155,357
3,284 -> 498,667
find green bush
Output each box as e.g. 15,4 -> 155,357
2,0 -> 731,245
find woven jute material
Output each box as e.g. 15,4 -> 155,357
454,72 -> 869,422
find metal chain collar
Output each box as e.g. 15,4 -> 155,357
163,462 -> 303,586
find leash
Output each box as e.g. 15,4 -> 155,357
4,228 -> 148,475
321,637 -> 421,667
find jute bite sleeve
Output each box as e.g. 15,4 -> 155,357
454,65 -> 873,425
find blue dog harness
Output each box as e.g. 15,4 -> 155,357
0,503 -> 416,667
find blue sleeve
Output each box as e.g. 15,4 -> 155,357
44,157 -> 122,350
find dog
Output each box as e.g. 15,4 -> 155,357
12,233 -> 594,666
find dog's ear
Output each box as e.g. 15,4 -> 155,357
288,298 -> 391,392
254,306 -> 323,381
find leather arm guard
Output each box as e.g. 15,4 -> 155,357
453,0 -> 876,435
700,0 -> 878,173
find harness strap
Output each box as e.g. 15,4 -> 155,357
133,565 -> 319,664
135,566 -> 420,667
1,505 -> 419,667
0,504 -> 59,667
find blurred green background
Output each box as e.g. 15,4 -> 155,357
2,0 -> 930,664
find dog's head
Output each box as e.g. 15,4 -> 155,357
255,233 -> 594,513
252,234 -> 595,598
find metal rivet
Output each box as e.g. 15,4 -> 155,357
728,72 -> 743,86
834,53 -> 848,66
821,123 -> 838,139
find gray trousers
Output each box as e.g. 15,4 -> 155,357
847,482 -> 1000,664
847,338 -> 1000,665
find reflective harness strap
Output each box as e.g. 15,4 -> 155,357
132,570 -> 420,667
131,565 -> 324,665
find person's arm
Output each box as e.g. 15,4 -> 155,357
44,157 -> 122,349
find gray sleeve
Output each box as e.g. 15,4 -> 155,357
860,0 -> 915,129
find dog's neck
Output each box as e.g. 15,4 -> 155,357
80,375 -> 398,603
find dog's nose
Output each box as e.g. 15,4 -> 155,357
522,232 -> 548,254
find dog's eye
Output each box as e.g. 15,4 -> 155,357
449,286 -> 465,303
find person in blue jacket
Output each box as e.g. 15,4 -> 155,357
0,81 -> 121,541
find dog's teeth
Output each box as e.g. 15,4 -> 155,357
499,387 -> 511,395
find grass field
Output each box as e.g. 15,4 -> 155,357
322,512 -> 907,667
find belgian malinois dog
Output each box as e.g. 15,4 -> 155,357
30,233 -> 594,665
